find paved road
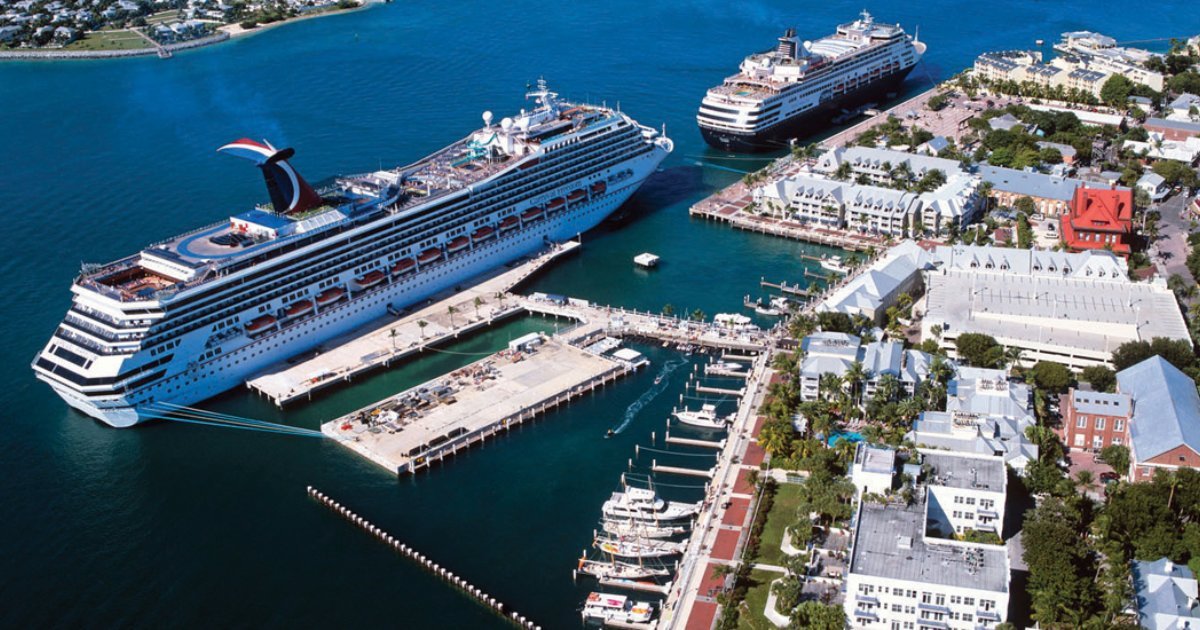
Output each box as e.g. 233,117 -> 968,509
1150,193 -> 1196,292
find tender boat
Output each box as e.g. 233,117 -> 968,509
582,593 -> 654,625
602,519 -> 688,539
471,226 -> 494,242
591,181 -> 607,195
601,488 -> 700,522
245,314 -> 277,336
446,236 -> 470,254
354,269 -> 386,289
315,287 -> 345,306
391,258 -> 416,276
283,299 -> 313,319
577,559 -> 671,580
568,188 -> 586,202
521,207 -> 544,222
498,216 -> 520,231
546,197 -> 566,212
417,247 -> 442,264
673,404 -> 730,430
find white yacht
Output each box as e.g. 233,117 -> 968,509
582,593 -> 655,625
602,519 -> 688,539
577,558 -> 671,580
673,404 -> 730,430
601,487 -> 699,522
595,536 -> 685,559
697,11 -> 925,152
33,81 -> 673,427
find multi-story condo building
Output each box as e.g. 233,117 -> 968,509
797,332 -> 930,403
1054,31 -> 1165,91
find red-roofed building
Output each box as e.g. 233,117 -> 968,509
1060,187 -> 1134,255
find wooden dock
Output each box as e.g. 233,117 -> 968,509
651,461 -> 715,479
694,384 -> 743,397
760,278 -> 814,297
664,432 -> 725,450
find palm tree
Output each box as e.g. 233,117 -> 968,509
1003,346 -> 1024,373
872,373 -> 901,406
818,373 -> 842,400
843,361 -> 867,406
417,319 -> 428,339
710,563 -> 734,581
662,303 -> 675,317
929,355 -> 954,386
690,309 -> 706,322
388,328 -> 398,352
473,296 -> 484,319
494,291 -> 506,308
897,398 -> 923,422
759,421 -> 792,457
447,305 -> 458,328
1075,470 -> 1096,494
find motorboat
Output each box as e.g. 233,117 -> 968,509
673,404 -> 730,430
601,487 -> 699,522
581,593 -> 654,625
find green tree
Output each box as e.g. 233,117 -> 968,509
1080,365 -> 1116,392
789,601 -> 845,629
661,303 -> 675,317
1013,195 -> 1037,215
1152,159 -> 1199,188
1099,444 -> 1130,477
1030,361 -> 1074,394
815,311 -> 855,333
473,295 -> 484,319
417,319 -> 428,339
1111,337 -> 1196,372
955,333 -> 1003,368
1022,497 -> 1098,626
1099,74 -> 1135,107
447,304 -> 458,328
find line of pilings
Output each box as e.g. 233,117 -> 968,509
306,486 -> 539,629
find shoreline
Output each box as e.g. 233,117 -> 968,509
0,0 -> 380,62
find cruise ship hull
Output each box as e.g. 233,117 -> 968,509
699,69 -> 914,153
42,153 -> 666,428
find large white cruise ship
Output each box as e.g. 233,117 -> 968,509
33,81 -> 673,428
697,11 -> 925,153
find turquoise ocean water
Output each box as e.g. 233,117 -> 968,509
0,1 -> 1193,626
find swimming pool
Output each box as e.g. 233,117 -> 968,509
827,431 -> 864,447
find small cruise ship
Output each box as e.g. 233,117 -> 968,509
34,81 -> 672,427
697,11 -> 925,152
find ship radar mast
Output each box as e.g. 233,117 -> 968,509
526,77 -> 559,112
859,9 -> 873,24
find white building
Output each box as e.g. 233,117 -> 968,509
1132,558 -> 1200,630
1054,31 -> 1165,91
908,367 -> 1039,474
798,332 -> 932,403
1124,133 -> 1200,164
1167,93 -> 1200,122
846,495 -> 1009,629
922,450 -> 1007,537
922,245 -> 1191,370
851,443 -> 897,496
1138,172 -> 1170,202
815,240 -> 937,324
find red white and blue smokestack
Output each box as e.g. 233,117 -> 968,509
218,138 -> 323,215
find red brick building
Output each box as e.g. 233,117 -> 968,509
1058,389 -> 1132,452
1145,117 -> 1200,142
1060,187 -> 1134,255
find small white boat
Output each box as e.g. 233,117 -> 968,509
582,592 -> 655,625
602,488 -> 700,522
595,536 -> 685,559
578,558 -> 672,580
673,404 -> 730,430
754,303 -> 782,316
819,255 -> 849,274
602,519 -> 689,539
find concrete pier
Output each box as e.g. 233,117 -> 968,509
693,384 -> 743,397
650,460 -> 715,479
306,486 -> 538,629
664,432 -> 725,450
323,337 -> 627,475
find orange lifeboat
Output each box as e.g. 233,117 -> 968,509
546,197 -> 566,212
418,248 -> 442,264
498,216 -> 520,231
356,270 -> 386,288
521,207 -> 544,222
472,226 -> 495,241
245,314 -> 277,335
391,258 -> 416,276
447,236 -> 470,254
590,181 -> 607,195
567,189 -> 586,203
316,287 -> 345,306
284,300 -> 313,319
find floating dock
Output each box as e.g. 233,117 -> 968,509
323,337 -> 627,475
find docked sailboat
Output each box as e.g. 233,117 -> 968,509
595,536 -> 685,559
582,593 -> 655,625
673,404 -> 730,430
577,558 -> 672,580
602,519 -> 689,539
602,488 -> 700,522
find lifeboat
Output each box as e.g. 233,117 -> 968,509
521,208 -> 544,222
591,181 -> 607,196
567,189 -> 586,203
546,197 -> 566,212
418,247 -> 442,264
447,236 -> 470,254
245,314 -> 277,335
391,258 -> 416,276
472,226 -> 495,241
355,270 -> 386,288
283,300 -> 313,319
518,157 -> 540,170
316,287 -> 345,306
498,216 -> 520,231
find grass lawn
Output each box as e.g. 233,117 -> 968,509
64,30 -> 153,50
145,9 -> 181,25
738,569 -> 782,630
754,482 -> 804,566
